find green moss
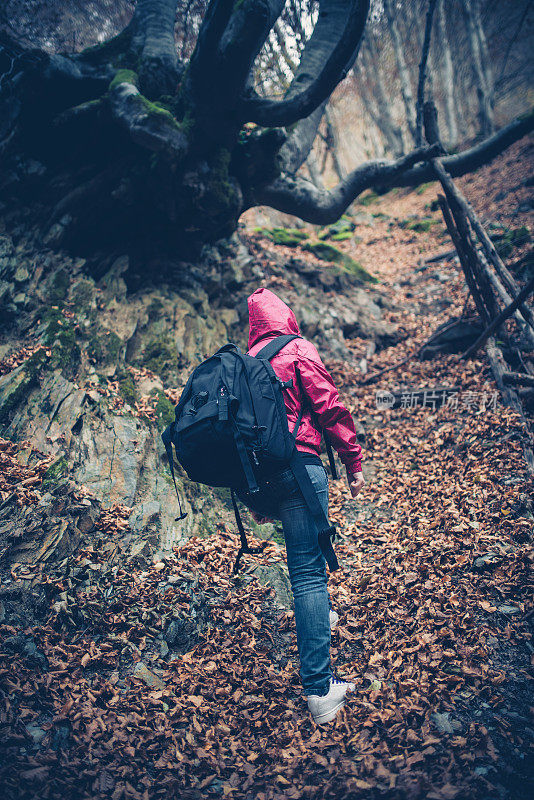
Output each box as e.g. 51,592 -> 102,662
109,69 -> 138,91
206,148 -> 239,215
495,226 -> 530,259
415,181 -> 435,195
261,227 -> 309,246
358,190 -> 380,206
41,456 -> 68,489
117,372 -> 138,407
70,278 -> 94,309
138,94 -> 178,124
153,390 -> 175,430
87,335 -> 104,364
330,231 -> 354,241
398,217 -> 435,232
41,310 -> 81,375
48,269 -> 70,304
302,241 -> 344,261
141,338 -> 175,377
318,216 -> 355,241
406,218 -> 435,232
302,241 -> 377,283
87,330 -> 122,366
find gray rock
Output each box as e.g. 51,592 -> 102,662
473,553 -> 499,572
26,723 -> 47,746
253,563 -> 293,609
498,604 -> 520,615
129,501 -> 161,534
132,661 -> 165,690
164,614 -> 197,651
14,266 -> 29,283
128,539 -> 154,567
431,712 -> 461,734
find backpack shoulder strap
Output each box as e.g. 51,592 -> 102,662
254,334 -> 300,361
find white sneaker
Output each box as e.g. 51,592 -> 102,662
329,610 -> 339,630
307,676 -> 355,725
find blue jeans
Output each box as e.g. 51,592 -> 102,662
237,464 -> 331,696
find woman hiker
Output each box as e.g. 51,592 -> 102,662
237,288 -> 365,725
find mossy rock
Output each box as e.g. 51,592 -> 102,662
41,456 -> 68,489
116,371 -> 138,407
407,218 -> 435,233
153,390 -> 175,430
302,241 -> 377,283
260,227 -> 309,246
140,338 -> 175,377
42,309 -> 81,376
0,349 -> 48,430
87,331 -> 122,366
318,215 -> 355,241
48,268 -> 70,304
70,278 -> 95,310
330,231 -> 356,242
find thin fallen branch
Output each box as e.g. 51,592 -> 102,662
437,195 -> 495,325
502,371 -> 534,387
462,275 -> 534,359
485,336 -> 534,475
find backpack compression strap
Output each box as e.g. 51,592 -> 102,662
231,489 -> 266,573
255,333 -> 300,362
161,423 -> 188,521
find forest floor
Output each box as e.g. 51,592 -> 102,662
1,139 -> 533,800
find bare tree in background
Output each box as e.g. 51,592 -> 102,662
459,0 -> 495,136
435,0 -> 458,147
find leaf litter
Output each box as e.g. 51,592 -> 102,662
0,141 -> 533,799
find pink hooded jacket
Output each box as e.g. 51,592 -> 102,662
247,288 -> 362,475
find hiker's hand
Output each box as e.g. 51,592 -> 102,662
250,510 -> 275,525
348,472 -> 365,498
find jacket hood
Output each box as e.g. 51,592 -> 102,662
247,288 -> 300,349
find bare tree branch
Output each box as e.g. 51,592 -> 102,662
389,110 -> 534,187
241,0 -> 370,127
255,144 -> 440,223
255,106 -> 533,223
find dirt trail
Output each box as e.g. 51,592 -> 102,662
1,141 -> 533,800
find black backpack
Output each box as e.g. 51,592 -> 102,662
161,334 -> 339,572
